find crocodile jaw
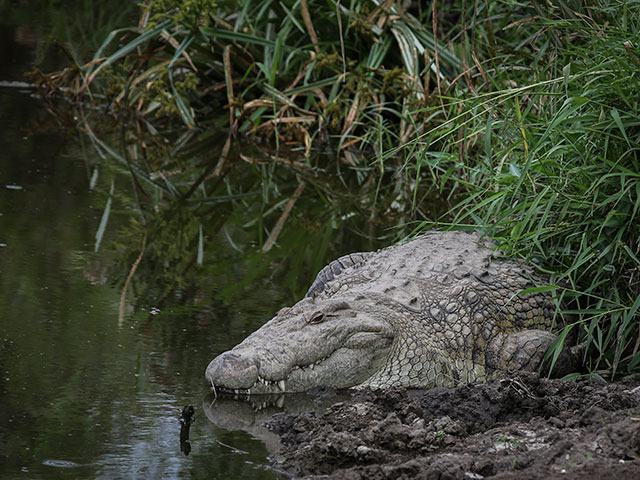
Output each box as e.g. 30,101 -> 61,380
205,302 -> 394,394
205,341 -> 391,394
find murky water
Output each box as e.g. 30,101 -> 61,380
0,82 -> 280,479
0,3 -> 388,479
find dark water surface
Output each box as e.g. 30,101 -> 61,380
0,88 -> 282,480
0,62 -> 278,480
0,2 -> 374,479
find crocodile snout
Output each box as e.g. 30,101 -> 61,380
205,351 -> 259,390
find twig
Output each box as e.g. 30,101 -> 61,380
213,133 -> 233,177
119,232 -> 147,327
432,0 -> 445,117
262,182 -> 306,252
223,45 -> 236,133
215,439 -> 249,454
432,0 -> 442,98
336,1 -> 346,77
300,0 -> 320,55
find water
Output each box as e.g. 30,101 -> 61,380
0,88 -> 279,479
0,3 -> 385,479
0,4 -> 270,479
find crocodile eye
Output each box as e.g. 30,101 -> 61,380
308,311 -> 325,324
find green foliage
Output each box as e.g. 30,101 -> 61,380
142,0 -> 218,28
47,0 -> 465,149
404,0 -> 640,377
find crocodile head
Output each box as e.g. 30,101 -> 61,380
205,298 -> 394,394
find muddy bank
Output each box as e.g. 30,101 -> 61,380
266,374 -> 640,479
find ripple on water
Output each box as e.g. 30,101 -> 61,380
42,459 -> 81,468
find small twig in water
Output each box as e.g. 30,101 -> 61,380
216,439 -> 249,454
118,232 -> 147,326
262,181 -> 306,252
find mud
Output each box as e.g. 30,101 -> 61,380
265,374 -> 640,479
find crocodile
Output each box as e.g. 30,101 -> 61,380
205,230 -> 568,394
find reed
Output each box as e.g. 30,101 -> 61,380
403,0 -> 640,377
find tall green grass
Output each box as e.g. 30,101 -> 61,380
403,0 -> 640,376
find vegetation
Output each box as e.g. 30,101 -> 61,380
411,1 -> 640,377
39,0 -> 640,377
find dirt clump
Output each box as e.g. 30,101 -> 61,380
265,374 -> 640,479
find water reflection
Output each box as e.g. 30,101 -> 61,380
1,4 -> 280,478
202,390 -> 351,457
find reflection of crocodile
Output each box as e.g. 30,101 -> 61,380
206,231 -> 569,394
202,390 -> 351,454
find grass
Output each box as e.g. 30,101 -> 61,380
401,0 -> 640,376
39,0 -> 640,377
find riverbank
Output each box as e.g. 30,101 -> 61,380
266,374 -> 640,479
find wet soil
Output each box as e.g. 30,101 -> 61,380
266,374 -> 640,479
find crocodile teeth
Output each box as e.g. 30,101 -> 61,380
310,363 -> 314,370
278,380 -> 286,392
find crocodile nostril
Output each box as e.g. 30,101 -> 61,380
219,352 -> 241,365
214,352 -> 253,371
